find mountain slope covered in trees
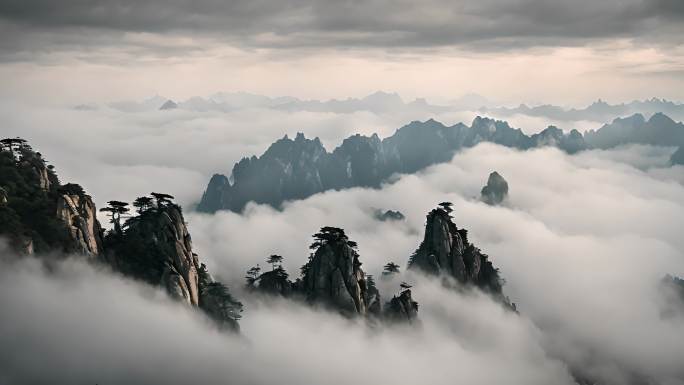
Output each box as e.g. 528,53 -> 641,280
0,139 -> 243,330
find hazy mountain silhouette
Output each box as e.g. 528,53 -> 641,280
199,113 -> 682,213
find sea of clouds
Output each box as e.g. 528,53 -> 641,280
0,99 -> 683,384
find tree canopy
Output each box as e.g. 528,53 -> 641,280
132,196 -> 154,213
383,262 -> 401,275
266,254 -> 284,270
310,226 -> 357,250
438,201 -> 453,213
151,192 -> 174,206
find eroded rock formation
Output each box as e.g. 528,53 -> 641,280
56,192 -> 103,256
384,288 -> 419,323
408,203 -> 509,303
0,139 -> 98,255
105,200 -> 242,330
300,227 -> 370,316
480,171 -> 509,205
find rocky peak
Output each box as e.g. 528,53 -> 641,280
301,227 -> 370,316
481,171 -> 509,205
408,203 -> 509,301
408,203 -> 466,279
384,287 -> 419,324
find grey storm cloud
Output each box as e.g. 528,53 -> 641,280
0,0 -> 683,57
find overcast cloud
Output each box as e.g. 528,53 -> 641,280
1,0 -> 683,52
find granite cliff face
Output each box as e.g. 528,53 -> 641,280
0,138 -> 101,255
56,190 -> 103,256
408,203 -> 509,302
105,200 -> 242,329
481,171 -> 509,206
300,227 -> 370,316
147,205 -> 200,305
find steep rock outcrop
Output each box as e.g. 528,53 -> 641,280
384,289 -> 419,323
480,171 -> 509,205
301,227 -> 370,316
408,204 -> 508,301
1,140 -> 242,330
110,204 -> 200,305
55,191 -> 103,256
0,139 -> 100,255
105,200 -> 242,329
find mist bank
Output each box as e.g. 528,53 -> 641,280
187,143 -> 684,384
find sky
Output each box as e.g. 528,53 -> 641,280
1,0 -> 684,105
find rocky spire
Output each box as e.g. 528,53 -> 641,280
408,203 -> 509,302
300,227 -> 370,316
384,287 -> 419,324
480,171 -> 509,205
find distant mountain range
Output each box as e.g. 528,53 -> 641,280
482,98 -> 684,123
198,113 -> 684,213
100,92 -> 684,122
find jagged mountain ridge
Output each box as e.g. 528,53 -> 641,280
199,112 -> 682,213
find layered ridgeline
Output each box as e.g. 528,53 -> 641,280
199,113 -> 684,213
0,139 -> 242,331
481,98 -> 684,123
